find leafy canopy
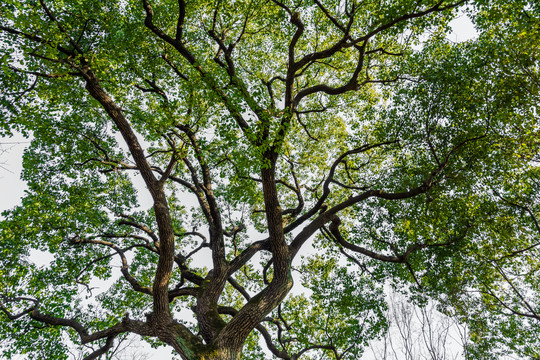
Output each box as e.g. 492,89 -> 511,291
0,0 -> 539,359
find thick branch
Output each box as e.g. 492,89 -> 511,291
292,41 -> 368,107
0,296 -> 38,320
81,66 -> 176,323
285,11 -> 305,108
289,180 -> 438,259
228,239 -> 271,275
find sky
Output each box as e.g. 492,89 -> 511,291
0,12 -> 478,360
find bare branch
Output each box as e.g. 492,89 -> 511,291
176,0 -> 186,42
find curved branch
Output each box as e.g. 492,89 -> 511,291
0,296 -> 38,320
290,1 -> 466,98
75,241 -> 157,294
284,11 -> 305,107
142,0 -> 253,135
281,159 -> 305,218
134,79 -> 169,102
289,180 -> 442,259
174,124 -> 226,272
293,41 -> 368,107
73,237 -> 153,296
284,140 -> 398,235
325,216 -> 469,268
118,216 -> 159,245
0,25 -> 73,55
228,276 -> 251,301
28,308 -> 152,344
327,217 -> 409,263
82,336 -> 116,360
294,344 -> 338,359
228,239 -> 271,276
256,323 -> 291,360
168,287 -> 199,302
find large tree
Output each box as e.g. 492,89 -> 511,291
0,0 -> 539,359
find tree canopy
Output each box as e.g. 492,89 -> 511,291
0,0 -> 539,359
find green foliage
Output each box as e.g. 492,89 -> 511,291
0,0 -> 539,359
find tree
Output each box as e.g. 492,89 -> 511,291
0,0 -> 538,359
366,291 -> 467,360
0,144 -> 9,173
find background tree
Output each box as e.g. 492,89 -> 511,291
366,291 -> 468,360
0,0 -> 539,359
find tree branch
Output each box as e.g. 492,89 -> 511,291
73,237 -> 153,296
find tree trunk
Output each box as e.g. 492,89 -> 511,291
160,327 -> 243,360
197,348 -> 241,360
175,346 -> 241,360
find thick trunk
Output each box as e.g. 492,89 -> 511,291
195,272 -> 228,343
155,321 -> 243,360
171,344 -> 242,360
194,348 -> 241,360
